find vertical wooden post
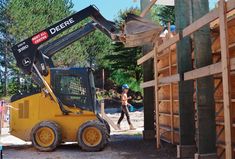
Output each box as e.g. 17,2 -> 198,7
153,45 -> 160,148
168,23 -> 174,144
100,100 -> 119,130
3,46 -> 7,96
169,49 -> 174,144
102,69 -> 105,91
219,0 -> 233,158
101,100 -> 105,118
140,0 -> 158,17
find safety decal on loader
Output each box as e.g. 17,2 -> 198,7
31,31 -> 49,45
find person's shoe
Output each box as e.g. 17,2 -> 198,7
129,124 -> 136,130
117,124 -> 121,130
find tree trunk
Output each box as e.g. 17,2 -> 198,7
3,46 -> 7,96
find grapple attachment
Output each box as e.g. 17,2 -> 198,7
121,13 -> 162,47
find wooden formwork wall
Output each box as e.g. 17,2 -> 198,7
156,17 -> 235,159
212,16 -> 235,158
157,39 -> 179,144
138,1 -> 235,158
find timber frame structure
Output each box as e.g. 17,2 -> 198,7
138,0 -> 235,158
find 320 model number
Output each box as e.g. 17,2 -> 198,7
17,44 -> 29,53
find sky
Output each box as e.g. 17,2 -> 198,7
72,0 -> 218,21
72,0 -> 140,20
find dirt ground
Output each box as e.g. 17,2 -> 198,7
2,111 -> 177,159
3,135 -> 176,159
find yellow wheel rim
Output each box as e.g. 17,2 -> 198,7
82,127 -> 102,147
35,127 -> 55,147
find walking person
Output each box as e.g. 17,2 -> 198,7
117,84 -> 135,130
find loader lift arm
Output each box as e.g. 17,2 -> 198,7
12,5 -> 120,115
39,21 -> 113,61
12,5 -> 119,76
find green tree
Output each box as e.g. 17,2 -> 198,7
6,0 -> 89,67
151,5 -> 175,26
105,42 -> 142,92
105,42 -> 142,82
53,29 -> 113,68
7,0 -> 73,41
2,0 -> 76,96
103,8 -> 143,91
0,0 -> 15,97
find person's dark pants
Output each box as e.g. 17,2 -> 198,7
117,105 -> 132,125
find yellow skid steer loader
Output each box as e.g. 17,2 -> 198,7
10,5 -> 162,152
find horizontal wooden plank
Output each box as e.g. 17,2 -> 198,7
157,34 -> 180,53
183,8 -> 219,37
227,0 -> 235,12
185,58 -> 235,81
137,49 -> 154,65
230,57 -> 235,70
159,74 -> 180,84
140,80 -> 155,88
212,42 -> 235,54
183,0 -> 235,37
184,62 -> 222,80
141,58 -> 235,88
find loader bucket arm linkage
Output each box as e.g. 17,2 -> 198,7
12,5 -> 162,114
12,5 -> 119,75
40,22 -> 111,59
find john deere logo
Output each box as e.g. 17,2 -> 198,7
22,57 -> 31,66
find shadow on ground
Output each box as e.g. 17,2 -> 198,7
3,134 -> 176,159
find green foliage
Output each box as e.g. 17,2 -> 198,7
0,0 -> 76,96
103,8 -> 143,91
6,0 -> 88,67
7,0 -> 73,41
7,77 -> 20,95
104,42 -> 142,82
114,7 -> 141,27
110,70 -> 141,92
52,28 -> 113,67
151,5 -> 175,26
0,0 -> 12,97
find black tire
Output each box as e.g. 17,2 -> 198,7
77,120 -> 108,151
31,121 -> 62,151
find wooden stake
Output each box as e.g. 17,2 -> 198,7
169,49 -> 174,144
101,101 -> 119,130
153,45 -> 160,148
219,0 -> 233,158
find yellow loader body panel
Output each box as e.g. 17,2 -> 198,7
10,92 -> 97,142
